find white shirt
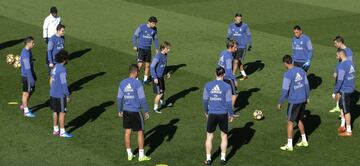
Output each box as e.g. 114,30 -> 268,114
43,14 -> 61,38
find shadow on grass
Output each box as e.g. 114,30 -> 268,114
0,38 -> 24,50
66,101 -> 114,133
165,87 -> 199,107
234,88 -> 260,113
293,110 -> 321,143
69,48 -> 92,61
351,90 -> 360,126
307,73 -> 322,90
165,64 -> 186,75
244,60 -> 265,76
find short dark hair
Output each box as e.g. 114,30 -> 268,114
226,39 -> 237,49
56,24 -> 65,31
55,50 -> 69,63
148,16 -> 158,23
50,6 -> 57,14
337,49 -> 347,57
24,36 -> 34,45
234,13 -> 242,17
216,66 -> 225,77
334,36 -> 345,44
129,64 -> 139,73
293,25 -> 301,30
282,54 -> 293,64
160,41 -> 171,50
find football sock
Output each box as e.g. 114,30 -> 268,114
60,128 -> 66,134
336,101 -> 339,107
126,148 -> 132,156
240,70 -> 247,77
143,75 -> 148,82
341,118 -> 345,127
346,126 -> 352,133
287,139 -> 293,147
206,154 -> 211,161
54,126 -> 59,132
139,149 -> 145,158
154,104 -> 159,110
301,134 -> 307,142
24,107 -> 29,113
221,153 -> 226,161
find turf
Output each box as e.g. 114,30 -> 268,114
0,0 -> 359,165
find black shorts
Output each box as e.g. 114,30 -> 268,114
293,61 -> 308,72
287,102 -> 306,122
153,77 -> 165,94
123,111 -> 144,131
233,48 -> 246,62
223,79 -> 237,95
137,48 -> 152,63
50,97 -> 67,113
339,92 -> 351,114
207,114 -> 228,134
22,76 -> 35,93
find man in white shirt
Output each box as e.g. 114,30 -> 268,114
43,7 -> 61,44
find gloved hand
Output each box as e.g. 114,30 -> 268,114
303,60 -> 311,70
247,45 -> 252,51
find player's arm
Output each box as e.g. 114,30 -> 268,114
22,54 -> 35,86
117,85 -> 124,117
137,85 -> 149,113
304,74 -> 310,100
226,25 -> 232,41
43,17 -> 49,40
202,87 -> 209,114
333,69 -> 345,95
47,40 -> 54,65
246,26 -> 252,51
278,76 -> 290,106
226,88 -> 234,116
132,26 -> 141,49
153,32 -> 159,52
225,58 -> 235,80
150,58 -> 159,80
60,71 -> 70,98
306,39 -> 313,60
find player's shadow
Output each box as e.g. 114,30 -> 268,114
31,99 -> 50,113
307,73 -> 322,90
234,88 -> 260,113
164,87 -> 199,107
0,38 -> 24,50
212,122 -> 255,161
165,64 -> 186,75
133,119 -> 180,156
69,71 -> 105,93
351,90 -> 360,126
293,110 -> 321,143
69,48 -> 92,61
243,60 -> 265,76
66,101 -> 114,133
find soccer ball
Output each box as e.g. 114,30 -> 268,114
13,61 -> 21,69
253,110 -> 264,120
6,54 -> 15,64
14,55 -> 20,62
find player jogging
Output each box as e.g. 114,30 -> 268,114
117,64 -> 151,162
277,55 -> 310,151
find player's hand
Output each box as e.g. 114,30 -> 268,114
66,97 -> 70,103
332,93 -> 336,99
247,45 -> 252,51
303,60 -> 311,68
133,47 -> 138,51
144,112 -> 150,120
333,72 -> 337,78
118,112 -> 123,118
154,79 -> 158,84
228,116 -> 234,122
44,38 -> 48,44
166,73 -> 171,79
204,113 -> 208,119
49,63 -> 54,68
277,104 -> 282,110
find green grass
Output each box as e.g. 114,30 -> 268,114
0,0 -> 359,165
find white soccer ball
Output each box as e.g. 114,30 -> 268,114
6,54 -> 15,64
253,110 -> 264,120
14,55 -> 20,62
13,61 -> 21,69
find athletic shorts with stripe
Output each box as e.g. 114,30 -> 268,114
123,111 -> 145,131
287,102 -> 306,122
339,92 -> 352,114
223,79 -> 237,95
22,76 -> 35,93
50,97 -> 67,113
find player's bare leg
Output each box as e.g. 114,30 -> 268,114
205,132 -> 214,164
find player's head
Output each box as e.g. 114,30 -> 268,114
50,6 -> 58,17
55,49 -> 69,64
129,64 -> 139,77
24,36 -> 35,49
226,39 -> 238,53
282,54 -> 293,69
234,13 -> 242,24
56,24 -> 65,36
333,36 -> 345,49
216,66 -> 225,79
293,25 -> 302,38
336,49 -> 347,61
148,16 -> 158,28
160,41 -> 171,54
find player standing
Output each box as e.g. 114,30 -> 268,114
47,24 -> 65,72
330,36 -> 354,113
291,25 -> 313,72
277,55 -> 310,151
133,16 -> 159,84
117,64 -> 151,162
20,36 -> 36,118
218,40 -> 238,110
203,67 -> 234,166
226,13 -> 252,80
150,41 -> 171,114
333,49 -> 355,137
50,50 -> 72,138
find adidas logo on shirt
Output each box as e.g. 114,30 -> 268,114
124,83 -> 134,92
349,65 -> 355,74
295,73 -> 303,82
210,85 -> 222,94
